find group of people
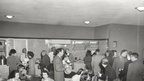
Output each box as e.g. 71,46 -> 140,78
83,49 -> 144,81
0,47 -> 76,81
0,47 -> 144,81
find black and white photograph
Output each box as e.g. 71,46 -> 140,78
0,0 -> 144,81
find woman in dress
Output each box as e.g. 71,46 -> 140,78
27,51 -> 35,76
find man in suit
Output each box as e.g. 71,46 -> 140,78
53,48 -> 65,81
127,52 -> 144,81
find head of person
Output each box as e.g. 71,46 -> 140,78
22,48 -> 27,54
120,49 -> 128,57
95,49 -> 100,54
42,70 -> 50,79
65,48 -> 70,54
8,70 -> 19,79
101,58 -> 109,68
17,64 -> 25,72
105,50 -> 111,57
77,68 -> 84,75
41,50 -> 47,58
54,48 -> 64,58
111,50 -> 117,57
108,50 -> 115,58
51,47 -> 56,52
9,49 -> 16,56
130,52 -> 139,62
85,50 -> 91,57
127,51 -> 132,60
27,51 -> 34,59
80,71 -> 89,81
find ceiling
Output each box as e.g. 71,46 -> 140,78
0,0 -> 144,27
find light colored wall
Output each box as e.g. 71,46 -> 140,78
108,24 -> 138,54
94,24 -> 144,61
0,21 -> 94,39
138,26 -> 144,62
94,25 -> 109,39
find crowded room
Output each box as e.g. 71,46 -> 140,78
0,0 -> 144,81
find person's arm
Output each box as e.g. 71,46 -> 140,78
91,57 -> 94,72
112,58 -> 116,70
6,57 -> 10,66
126,64 -> 132,81
55,57 -> 65,72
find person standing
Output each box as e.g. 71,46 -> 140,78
112,50 -> 128,79
98,58 -> 116,81
49,47 -> 56,63
83,50 -> 92,70
127,52 -> 144,81
53,48 -> 65,81
121,51 -> 132,81
20,48 -> 29,67
0,51 -> 7,65
65,48 -> 75,69
27,51 -> 35,76
7,49 -> 21,73
40,50 -> 50,72
91,49 -> 104,76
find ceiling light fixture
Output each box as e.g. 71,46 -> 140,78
84,21 -> 90,24
135,7 -> 144,12
5,15 -> 14,19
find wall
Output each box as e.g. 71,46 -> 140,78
138,26 -> 144,61
0,21 -> 94,39
94,24 -> 139,56
108,24 -> 138,54
94,25 -> 109,39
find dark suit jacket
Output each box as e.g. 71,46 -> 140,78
127,60 -> 144,81
100,65 -> 116,81
40,54 -> 50,70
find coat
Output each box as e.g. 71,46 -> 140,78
127,60 -> 144,81
99,65 -> 116,81
83,55 -> 92,70
40,54 -> 50,71
91,54 -> 104,75
7,55 -> 21,73
53,55 -> 65,81
112,57 -> 127,78
28,58 -> 35,75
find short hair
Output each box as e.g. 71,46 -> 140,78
17,64 -> 25,70
54,48 -> 64,56
95,49 -> 100,52
85,50 -> 91,56
51,47 -> 56,51
111,50 -> 117,52
120,49 -> 127,55
128,51 -> 132,55
27,51 -> 34,58
9,49 -> 16,56
80,71 -> 89,81
101,58 -> 109,65
22,48 -> 26,53
77,68 -> 84,75
42,70 -> 50,76
131,52 -> 139,59
8,70 -> 19,79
